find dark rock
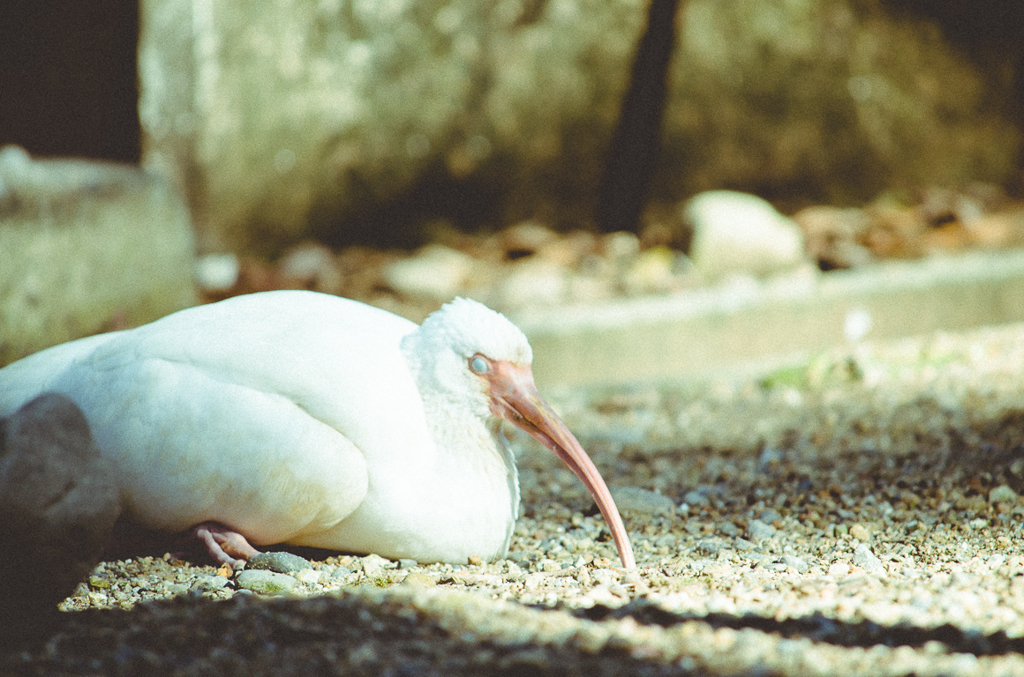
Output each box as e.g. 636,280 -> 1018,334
0,393 -> 121,640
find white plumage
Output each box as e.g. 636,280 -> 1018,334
0,291 -> 634,568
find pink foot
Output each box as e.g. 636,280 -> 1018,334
192,522 -> 261,567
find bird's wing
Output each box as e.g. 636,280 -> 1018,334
0,332 -> 122,416
2,291 -> 432,543
99,291 -> 430,457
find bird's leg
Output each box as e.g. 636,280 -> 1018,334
191,522 -> 261,567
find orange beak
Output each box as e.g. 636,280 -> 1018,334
485,360 -> 636,569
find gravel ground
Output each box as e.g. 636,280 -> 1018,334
6,322 -> 1024,675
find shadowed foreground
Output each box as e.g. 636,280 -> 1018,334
6,323 -> 1024,676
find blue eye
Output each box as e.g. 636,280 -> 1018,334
469,356 -> 489,374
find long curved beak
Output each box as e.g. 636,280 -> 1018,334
487,361 -> 636,569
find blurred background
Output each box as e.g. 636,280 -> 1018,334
2,0 -> 1024,384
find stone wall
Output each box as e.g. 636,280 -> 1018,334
138,0 -> 1021,253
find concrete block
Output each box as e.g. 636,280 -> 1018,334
0,147 -> 197,365
516,250 -> 1024,387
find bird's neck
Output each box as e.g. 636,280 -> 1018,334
420,400 -> 520,554
421,397 -> 516,489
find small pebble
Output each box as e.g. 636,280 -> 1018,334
697,537 -> 728,555
747,519 -> 777,543
401,572 -> 436,588
683,490 -> 710,506
849,524 -> 871,541
166,583 -> 189,597
782,555 -> 809,573
247,551 -> 312,574
360,554 -> 392,579
853,544 -> 885,574
235,570 -> 299,595
828,562 -> 851,578
331,567 -> 356,580
989,485 -> 1017,504
190,575 -> 229,592
610,487 -> 676,516
88,574 -> 112,590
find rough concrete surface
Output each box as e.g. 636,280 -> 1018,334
0,147 -> 197,366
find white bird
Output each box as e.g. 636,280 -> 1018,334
0,291 -> 635,568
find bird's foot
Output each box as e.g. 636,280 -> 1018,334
191,522 -> 261,567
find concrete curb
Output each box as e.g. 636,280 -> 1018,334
514,250 -> 1024,387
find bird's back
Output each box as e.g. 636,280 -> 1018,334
0,332 -> 121,417
0,291 -> 429,540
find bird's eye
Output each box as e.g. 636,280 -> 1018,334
469,355 -> 489,374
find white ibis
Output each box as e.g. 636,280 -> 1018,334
0,291 -> 635,569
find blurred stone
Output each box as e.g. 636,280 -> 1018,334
862,201 -> 927,259
279,242 -> 343,294
696,536 -> 728,556
853,543 -> 885,574
0,393 -> 121,639
684,191 -> 806,279
500,222 -> 558,258
793,205 -> 874,270
989,485 -> 1018,504
782,554 -> 809,573
139,0 -> 1020,251
196,253 -> 241,292
849,524 -> 871,541
537,231 -> 599,269
609,486 -> 676,517
918,185 -> 993,228
603,232 -> 642,262
683,490 -> 710,507
621,246 -> 681,296
0,146 -> 197,366
401,571 -> 436,588
191,574 -> 230,592
383,244 -> 474,302
965,212 -> 1024,249
492,258 -> 569,310
828,561 -> 851,578
746,519 -> 777,543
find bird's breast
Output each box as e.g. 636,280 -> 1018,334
298,425 -> 520,563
